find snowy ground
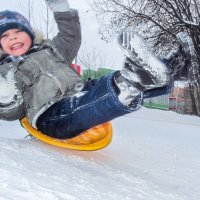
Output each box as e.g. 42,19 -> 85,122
0,107 -> 200,200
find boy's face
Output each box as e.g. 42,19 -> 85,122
0,29 -> 32,56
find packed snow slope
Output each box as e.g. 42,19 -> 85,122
0,107 -> 200,200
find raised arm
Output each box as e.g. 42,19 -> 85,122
45,0 -> 81,64
0,66 -> 24,120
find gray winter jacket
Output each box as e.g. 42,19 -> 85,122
0,10 -> 83,128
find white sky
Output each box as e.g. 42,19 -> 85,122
0,0 -> 124,69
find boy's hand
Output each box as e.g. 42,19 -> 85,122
45,0 -> 70,12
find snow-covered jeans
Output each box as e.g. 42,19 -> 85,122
36,72 -> 142,139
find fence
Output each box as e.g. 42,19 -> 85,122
143,93 -> 170,111
143,82 -> 194,115
168,97 -> 185,114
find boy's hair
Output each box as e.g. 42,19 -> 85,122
0,10 -> 35,42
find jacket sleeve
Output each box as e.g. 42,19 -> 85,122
0,67 -> 25,121
52,9 -> 81,64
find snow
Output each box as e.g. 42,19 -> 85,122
174,81 -> 189,88
0,70 -> 18,104
0,107 -> 200,200
129,33 -> 168,81
0,1 -> 200,199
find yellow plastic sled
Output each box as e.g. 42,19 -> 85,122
21,118 -> 112,151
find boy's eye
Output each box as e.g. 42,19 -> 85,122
0,34 -> 7,39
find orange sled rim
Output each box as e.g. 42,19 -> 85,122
21,118 -> 112,151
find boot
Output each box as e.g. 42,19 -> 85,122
162,43 -> 187,80
176,32 -> 199,81
115,31 -> 170,105
164,32 -> 199,82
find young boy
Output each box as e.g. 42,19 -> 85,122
0,0 -> 170,139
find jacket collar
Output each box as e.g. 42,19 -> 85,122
0,45 -> 41,65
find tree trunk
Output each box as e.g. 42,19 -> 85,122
189,82 -> 200,116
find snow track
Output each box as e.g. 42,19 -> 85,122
0,107 -> 200,200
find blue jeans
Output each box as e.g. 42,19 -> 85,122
143,84 -> 172,98
36,72 -> 142,139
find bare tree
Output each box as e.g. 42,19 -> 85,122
91,0 -> 200,54
18,0 -> 33,22
91,0 -> 200,115
40,1 -> 58,39
78,44 -> 108,81
18,0 -> 57,39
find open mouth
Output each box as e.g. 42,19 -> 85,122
10,42 -> 24,51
